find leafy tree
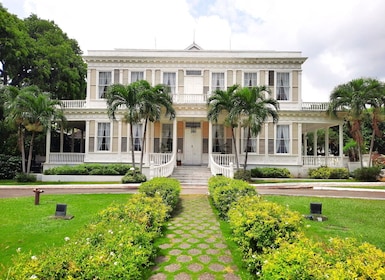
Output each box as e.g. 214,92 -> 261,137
0,4 -> 30,86
4,85 -> 64,173
207,84 -> 240,170
107,80 -> 176,173
231,86 -> 279,170
328,78 -> 383,167
138,81 -> 175,172
0,6 -> 86,100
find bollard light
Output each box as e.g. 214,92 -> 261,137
55,204 -> 67,216
310,202 -> 322,215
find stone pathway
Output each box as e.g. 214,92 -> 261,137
150,195 -> 241,280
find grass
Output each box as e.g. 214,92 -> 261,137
0,193 -> 131,271
264,195 -> 385,251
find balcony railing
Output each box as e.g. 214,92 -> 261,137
59,99 -> 331,111
48,153 -> 85,163
149,153 -> 175,178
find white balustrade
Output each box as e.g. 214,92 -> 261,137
209,154 -> 234,178
302,156 -> 342,167
149,153 -> 175,179
61,100 -> 86,108
301,102 -> 329,111
49,153 -> 85,163
212,154 -> 235,166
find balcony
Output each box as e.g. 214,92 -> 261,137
60,98 -> 330,111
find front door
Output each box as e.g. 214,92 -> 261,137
184,126 -> 202,165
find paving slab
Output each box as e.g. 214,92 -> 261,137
150,195 -> 240,280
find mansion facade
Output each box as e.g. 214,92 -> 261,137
44,43 -> 345,178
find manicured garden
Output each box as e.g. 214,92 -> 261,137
1,176 -> 385,278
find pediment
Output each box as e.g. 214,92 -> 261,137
185,42 -> 203,51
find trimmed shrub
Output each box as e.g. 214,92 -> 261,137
15,173 -> 37,182
353,166 -> 382,182
233,169 -> 251,181
44,163 -> 132,175
208,175 -> 232,194
121,172 -> 147,183
228,196 -> 303,274
139,177 -> 181,216
250,167 -> 291,178
211,179 -> 257,219
6,193 -> 170,279
308,166 -> 349,179
261,237 -> 385,279
0,154 -> 21,179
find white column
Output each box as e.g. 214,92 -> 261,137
339,124 -> 344,164
264,123 -> 269,157
304,132 -> 308,156
119,69 -> 123,84
314,130 -> 317,156
84,120 -> 90,161
298,123 -> 302,164
173,118 -> 177,164
118,119 -> 122,162
325,127 -> 329,157
86,69 -> 91,103
208,120 -> 213,167
45,127 -> 51,163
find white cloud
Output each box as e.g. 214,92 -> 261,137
2,0 -> 385,102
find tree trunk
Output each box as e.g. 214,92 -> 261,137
129,121 -> 136,173
231,126 -> 240,170
18,126 -> 26,173
243,127 -> 251,171
140,119 -> 148,173
27,132 -> 35,174
368,129 -> 376,167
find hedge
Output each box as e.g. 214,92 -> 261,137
308,166 -> 349,179
228,196 -> 303,274
43,163 -> 133,175
5,192 -> 170,279
261,236 -> 385,279
250,167 -> 291,178
0,154 -> 21,179
138,177 -> 181,217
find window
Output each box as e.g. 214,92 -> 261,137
163,72 -> 176,94
131,124 -> 142,151
212,73 -> 225,91
244,73 -> 257,88
161,124 -> 173,152
212,124 -> 225,153
97,123 -> 110,151
131,71 -> 144,82
276,72 -> 290,100
276,125 -> 290,153
186,70 -> 202,76
243,128 -> 257,153
98,71 -> 111,98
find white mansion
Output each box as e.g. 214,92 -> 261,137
43,43 -> 346,178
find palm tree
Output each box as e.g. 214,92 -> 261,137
4,85 -> 64,174
231,86 -> 279,170
328,78 -> 383,168
138,81 -> 175,173
106,80 -> 175,173
106,82 -> 142,171
207,84 -> 240,170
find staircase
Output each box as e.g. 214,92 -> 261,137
170,165 -> 212,186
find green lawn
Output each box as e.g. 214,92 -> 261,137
0,194 -> 131,271
264,195 -> 385,251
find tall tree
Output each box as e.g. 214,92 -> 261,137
138,81 -> 175,173
4,85 -> 65,173
328,78 -> 383,168
0,7 -> 87,99
0,4 -> 30,86
207,84 -> 240,170
231,86 -> 279,170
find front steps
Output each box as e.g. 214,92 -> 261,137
170,165 -> 212,185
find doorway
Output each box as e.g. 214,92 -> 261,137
184,122 -> 202,165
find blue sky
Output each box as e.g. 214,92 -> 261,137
2,0 -> 385,102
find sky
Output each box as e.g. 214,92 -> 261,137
2,0 -> 385,102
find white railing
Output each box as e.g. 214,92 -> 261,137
301,102 -> 329,111
212,154 -> 235,166
209,154 -> 234,178
302,156 -> 342,167
61,100 -> 86,108
149,153 -> 175,178
172,93 -> 208,104
48,153 -> 85,163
